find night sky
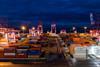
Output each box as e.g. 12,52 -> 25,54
0,0 -> 100,29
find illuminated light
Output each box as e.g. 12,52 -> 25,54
37,21 -> 43,34
90,13 -> 95,25
51,23 -> 56,33
72,27 -> 76,30
21,26 -> 26,33
32,27 -> 35,30
0,62 -> 13,66
60,29 -> 66,34
84,26 -> 87,29
47,31 -> 50,33
21,26 -> 26,31
74,31 -> 77,33
90,30 -> 93,33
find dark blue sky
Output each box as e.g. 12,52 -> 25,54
0,0 -> 100,27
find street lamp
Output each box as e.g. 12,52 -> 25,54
21,26 -> 26,33
84,26 -> 87,33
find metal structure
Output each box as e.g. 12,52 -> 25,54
37,21 -> 43,34
51,23 -> 56,33
90,13 -> 95,25
60,29 -> 66,34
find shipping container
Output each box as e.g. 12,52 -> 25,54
4,56 -> 15,58
31,44 -> 41,48
4,53 -> 16,58
4,53 -> 16,56
28,50 -> 41,55
28,41 -> 35,44
30,48 -> 41,51
4,47 -> 16,53
16,49 -> 28,58
17,46 -> 30,49
16,49 -> 28,54
0,47 -> 4,58
0,53 -> 4,58
28,55 -> 40,58
16,54 -> 27,58
0,50 -> 4,53
0,49 -> 4,53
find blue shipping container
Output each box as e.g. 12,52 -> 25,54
28,50 -> 41,55
28,41 -> 35,44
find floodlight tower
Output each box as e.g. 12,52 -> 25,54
60,29 -> 66,34
90,13 -> 95,25
37,21 -> 43,34
51,23 -> 56,33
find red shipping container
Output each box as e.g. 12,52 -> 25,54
4,56 -> 15,58
31,45 -> 41,48
0,48 -> 4,58
30,48 -> 41,51
4,48 -> 16,53
0,48 -> 4,53
0,50 -> 4,53
0,53 -> 4,58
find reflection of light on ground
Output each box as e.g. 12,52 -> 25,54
0,62 -> 13,66
94,62 -> 100,67
91,60 -> 100,67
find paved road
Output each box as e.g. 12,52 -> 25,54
0,59 -> 100,67
74,59 -> 100,67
